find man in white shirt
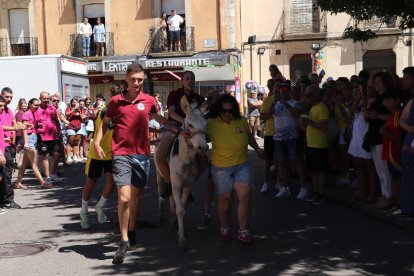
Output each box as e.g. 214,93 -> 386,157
79,17 -> 92,56
167,9 -> 184,52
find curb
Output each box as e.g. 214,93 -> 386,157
325,185 -> 414,233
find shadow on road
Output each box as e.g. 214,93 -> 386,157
16,153 -> 414,275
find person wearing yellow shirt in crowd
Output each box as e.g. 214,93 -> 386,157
207,94 -> 264,244
301,86 -> 329,205
79,90 -> 119,230
259,79 -> 277,193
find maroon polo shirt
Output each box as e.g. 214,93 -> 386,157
167,88 -> 205,123
106,92 -> 158,156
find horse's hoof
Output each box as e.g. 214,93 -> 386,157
178,239 -> 188,251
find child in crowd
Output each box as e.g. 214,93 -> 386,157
381,89 -> 404,211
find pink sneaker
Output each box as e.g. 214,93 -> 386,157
220,226 -> 231,242
237,229 -> 253,243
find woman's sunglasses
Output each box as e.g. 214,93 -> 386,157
221,108 -> 233,114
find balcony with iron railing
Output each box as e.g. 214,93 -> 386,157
357,17 -> 400,33
70,32 -> 114,58
144,26 -> 195,56
280,8 -> 327,38
0,37 -> 38,56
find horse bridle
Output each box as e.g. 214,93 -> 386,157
182,129 -> 206,149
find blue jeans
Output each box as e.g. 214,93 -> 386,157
82,36 -> 90,56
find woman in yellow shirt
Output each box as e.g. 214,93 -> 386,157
207,94 -> 263,243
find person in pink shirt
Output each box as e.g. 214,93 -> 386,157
15,98 -> 52,189
0,88 -> 26,209
35,91 -> 63,184
0,97 -> 8,215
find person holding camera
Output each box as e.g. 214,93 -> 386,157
65,98 -> 87,165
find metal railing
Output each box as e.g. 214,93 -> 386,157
358,17 -> 398,31
281,8 -> 327,36
145,26 -> 195,54
70,32 -> 114,57
0,37 -> 38,56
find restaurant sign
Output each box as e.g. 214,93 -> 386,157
142,58 -> 210,69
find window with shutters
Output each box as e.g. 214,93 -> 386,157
363,50 -> 396,74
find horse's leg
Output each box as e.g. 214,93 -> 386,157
172,183 -> 186,248
156,171 -> 166,222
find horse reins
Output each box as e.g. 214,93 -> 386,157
182,130 -> 205,149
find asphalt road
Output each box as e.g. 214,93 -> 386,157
1,141 -> 414,275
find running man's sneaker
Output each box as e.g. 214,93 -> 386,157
80,209 -> 91,229
198,214 -> 212,230
50,174 -> 63,183
95,203 -> 108,224
220,226 -> 231,242
3,201 -> 21,209
112,241 -> 130,265
237,229 -> 253,243
296,187 -> 309,200
260,183 -> 269,193
127,231 -> 137,251
276,186 -> 290,198
0,208 -> 7,215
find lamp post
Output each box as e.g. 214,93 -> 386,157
247,35 -> 256,80
257,47 -> 265,84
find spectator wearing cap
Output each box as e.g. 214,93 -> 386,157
167,9 -> 184,52
272,81 -> 307,199
247,89 -> 262,138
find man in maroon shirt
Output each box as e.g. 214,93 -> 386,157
94,63 -> 179,265
155,71 -> 205,197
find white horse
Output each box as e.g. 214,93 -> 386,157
156,96 -> 208,249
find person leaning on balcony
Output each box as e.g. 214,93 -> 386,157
167,9 -> 184,52
79,17 -> 92,57
93,17 -> 106,56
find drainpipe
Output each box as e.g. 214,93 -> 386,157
42,0 -> 48,54
217,0 -> 222,50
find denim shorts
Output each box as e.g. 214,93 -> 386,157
112,154 -> 150,189
275,138 -> 301,161
170,30 -> 180,41
211,162 -> 250,195
27,133 -> 38,149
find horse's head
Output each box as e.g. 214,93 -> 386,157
180,96 -> 208,153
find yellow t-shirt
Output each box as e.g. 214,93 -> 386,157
306,102 -> 329,149
334,104 -> 349,129
260,95 -> 275,136
87,108 -> 113,161
207,117 -> 250,167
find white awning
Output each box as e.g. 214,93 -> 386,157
188,66 -> 235,81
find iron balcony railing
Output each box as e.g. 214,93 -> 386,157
0,37 -> 38,56
70,32 -> 114,57
281,8 -> 327,36
357,17 -> 398,31
144,26 -> 195,54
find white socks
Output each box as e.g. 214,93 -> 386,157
81,199 -> 89,213
97,196 -> 108,208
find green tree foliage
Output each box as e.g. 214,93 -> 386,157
317,0 -> 414,41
